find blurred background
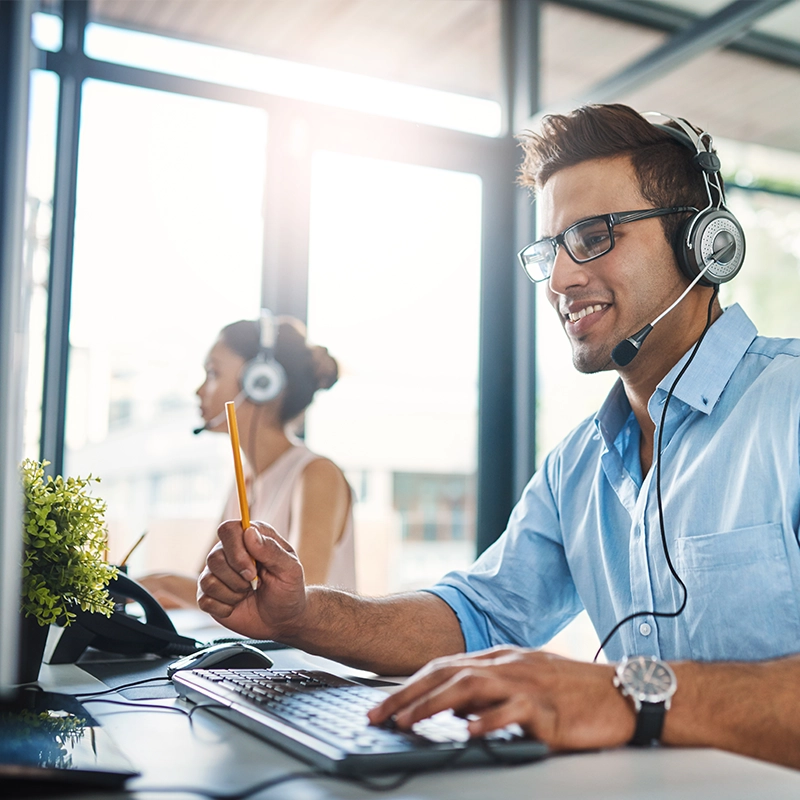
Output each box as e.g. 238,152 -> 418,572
18,0 -> 800,660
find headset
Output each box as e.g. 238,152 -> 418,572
611,112 -> 747,367
193,309 -> 286,434
645,111 -> 746,286
240,308 -> 287,404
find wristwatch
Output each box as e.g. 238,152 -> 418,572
613,655 -> 677,747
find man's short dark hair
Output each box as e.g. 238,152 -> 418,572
518,103 -> 715,254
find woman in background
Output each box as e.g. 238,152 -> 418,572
138,316 -> 355,607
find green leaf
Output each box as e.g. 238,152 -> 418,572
19,459 -> 116,626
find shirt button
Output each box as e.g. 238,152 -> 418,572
639,622 -> 652,636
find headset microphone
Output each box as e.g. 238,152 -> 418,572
610,324 -> 653,368
192,392 -> 246,435
610,238 -> 734,367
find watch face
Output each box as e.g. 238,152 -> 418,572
619,656 -> 676,703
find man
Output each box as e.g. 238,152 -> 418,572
198,104 -> 800,769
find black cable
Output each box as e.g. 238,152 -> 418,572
130,735 -> 542,799
130,769 -> 325,799
594,287 -> 719,662
73,676 -> 171,698
186,702 -> 227,722
80,698 -> 190,715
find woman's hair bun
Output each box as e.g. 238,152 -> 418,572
311,345 -> 339,390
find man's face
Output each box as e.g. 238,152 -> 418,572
540,156 -> 686,374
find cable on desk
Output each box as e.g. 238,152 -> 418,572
73,676 -> 171,698
186,702 -> 227,722
131,768 -> 417,798
131,770 -> 326,799
81,698 -> 190,715
130,735 -> 545,798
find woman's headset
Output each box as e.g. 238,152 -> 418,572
645,111 -> 746,286
240,309 -> 287,404
193,310 -> 286,434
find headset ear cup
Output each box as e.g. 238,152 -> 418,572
240,357 -> 287,404
677,208 -> 746,286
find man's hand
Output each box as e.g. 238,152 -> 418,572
368,646 -> 636,752
197,519 -> 308,641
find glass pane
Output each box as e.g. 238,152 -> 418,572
64,80 -> 267,578
31,10 -> 63,52
306,152 -> 482,595
721,187 -> 800,336
23,69 -> 59,459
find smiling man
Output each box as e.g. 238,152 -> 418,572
198,104 -> 800,769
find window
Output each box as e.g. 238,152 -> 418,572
23,69 -> 59,459
64,80 -> 267,576
305,152 -> 482,595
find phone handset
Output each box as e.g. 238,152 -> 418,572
45,573 -> 200,664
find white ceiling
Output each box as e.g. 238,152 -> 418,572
85,0 -> 800,151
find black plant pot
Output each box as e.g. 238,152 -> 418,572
18,613 -> 49,684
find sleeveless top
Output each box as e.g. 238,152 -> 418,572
220,443 -> 356,591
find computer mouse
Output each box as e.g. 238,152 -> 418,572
167,642 -> 274,678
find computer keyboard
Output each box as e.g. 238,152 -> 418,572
172,668 -> 548,775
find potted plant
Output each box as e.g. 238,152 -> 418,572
19,459 -> 118,682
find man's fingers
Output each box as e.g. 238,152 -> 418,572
372,666 -> 516,730
467,695 -> 542,739
216,518 -> 300,586
368,650 -> 531,726
397,669 -> 517,729
217,519 -> 261,583
243,525 -> 304,586
368,665 -> 465,725
197,563 -> 249,613
202,542 -> 252,594
249,519 -> 296,555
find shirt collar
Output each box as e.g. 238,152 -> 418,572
594,379 -> 629,450
653,302 -> 757,416
594,303 -> 757,445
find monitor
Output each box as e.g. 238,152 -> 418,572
0,0 -> 34,699
0,7 -> 140,790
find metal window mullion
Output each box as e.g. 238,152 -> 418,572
474,0 -> 540,555
39,1 -> 87,475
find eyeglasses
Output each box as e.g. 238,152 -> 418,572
517,206 -> 695,283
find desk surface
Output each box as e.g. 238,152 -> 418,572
36,647 -> 800,800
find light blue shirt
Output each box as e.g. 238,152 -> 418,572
428,304 -> 800,662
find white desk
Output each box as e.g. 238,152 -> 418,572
37,656 -> 800,800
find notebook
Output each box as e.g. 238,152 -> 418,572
172,667 -> 548,775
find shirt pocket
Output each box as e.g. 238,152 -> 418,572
675,523 -> 800,661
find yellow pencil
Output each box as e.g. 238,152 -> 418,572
225,401 -> 258,591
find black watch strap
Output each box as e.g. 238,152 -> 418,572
630,700 -> 666,747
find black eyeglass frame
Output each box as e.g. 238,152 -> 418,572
517,206 -> 696,283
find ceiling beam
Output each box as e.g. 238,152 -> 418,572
556,0 -> 800,68
576,0 -> 796,104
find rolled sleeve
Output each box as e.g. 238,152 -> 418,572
423,585 -> 497,652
